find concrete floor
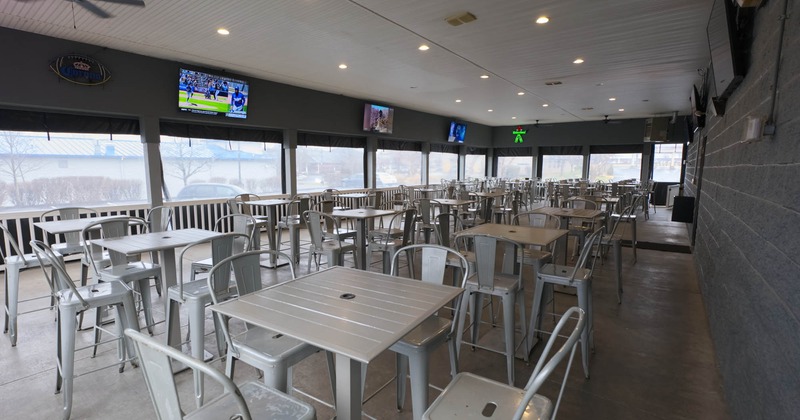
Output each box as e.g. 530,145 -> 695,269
0,204 -> 729,419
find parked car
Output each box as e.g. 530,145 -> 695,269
339,172 -> 398,188
174,183 -> 246,200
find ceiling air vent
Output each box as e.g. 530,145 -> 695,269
446,12 -> 477,27
545,81 -> 562,86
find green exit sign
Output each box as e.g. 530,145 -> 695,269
513,126 -> 527,143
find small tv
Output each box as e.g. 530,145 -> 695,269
179,68 -> 249,119
363,104 -> 394,134
448,121 -> 467,143
706,0 -> 745,104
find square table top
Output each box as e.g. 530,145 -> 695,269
458,223 -> 567,247
245,199 -> 293,207
534,207 -> 604,219
336,193 -> 370,199
34,215 -> 122,234
330,208 -> 396,219
210,266 -> 464,363
434,199 -> 474,206
90,228 -> 220,255
469,191 -> 505,198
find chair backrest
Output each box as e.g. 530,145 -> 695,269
229,193 -> 260,216
81,216 -> 147,274
415,198 -> 435,224
177,232 -> 250,298
514,307 -> 586,420
0,223 -> 28,263
390,243 -> 469,287
562,198 -> 597,210
29,240 -> 90,309
433,212 -> 464,248
368,190 -> 384,209
465,234 -> 523,291
146,206 -> 173,233
213,214 -> 257,252
41,207 -> 99,251
565,229 -> 603,283
512,211 -> 560,230
124,328 -> 253,420
608,205 -> 634,237
303,210 -> 342,248
376,209 -> 417,246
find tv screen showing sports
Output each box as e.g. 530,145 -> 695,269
363,104 -> 394,134
178,68 -> 249,119
448,121 -> 467,143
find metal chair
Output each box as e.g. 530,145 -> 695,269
30,240 -> 140,420
190,214 -> 258,281
276,195 -> 310,264
124,329 -> 316,420
304,210 -> 359,271
2,222 -> 60,346
601,204 -> 634,304
40,207 -> 100,288
532,229 -> 602,379
386,244 -> 470,420
208,250 -> 336,398
366,208 -> 416,275
454,234 -> 529,386
610,193 -> 643,263
423,307 -> 586,420
414,198 -> 440,243
167,232 -> 250,407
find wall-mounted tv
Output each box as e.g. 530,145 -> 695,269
363,104 -> 394,134
448,121 -> 467,143
179,68 -> 249,119
706,0 -> 745,104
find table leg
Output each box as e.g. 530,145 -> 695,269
5,263 -> 21,346
614,239 -> 622,303
159,249 -> 182,348
335,353 -> 363,420
267,205 -> 279,266
356,219 -> 367,270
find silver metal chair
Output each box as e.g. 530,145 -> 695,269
423,307 -> 586,420
304,210 -> 358,270
2,222 -> 60,347
601,204 -> 634,303
30,240 -> 140,420
454,233 -> 529,386
40,207 -> 100,288
366,208 -> 416,274
208,249 -> 336,398
532,229 -> 602,379
387,244 -> 470,419
124,328 -> 316,420
190,214 -> 258,281
610,194 -> 643,263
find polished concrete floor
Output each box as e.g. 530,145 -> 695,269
0,204 -> 729,419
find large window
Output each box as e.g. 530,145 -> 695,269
588,153 -> 642,182
652,143 -> 684,182
541,155 -> 583,180
161,136 -> 282,200
429,151 -> 458,183
295,145 -> 364,192
376,149 -> 420,186
465,154 -> 485,178
497,156 -> 533,179
0,131 -> 146,210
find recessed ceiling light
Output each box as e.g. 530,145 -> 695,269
618,108 -> 625,112
517,92 -> 525,96
542,104 -> 549,107
455,99 -> 462,103
642,99 -> 649,102
536,16 -> 549,24
512,116 -> 517,119
545,81 -> 563,86
573,58 -> 584,64
581,107 -> 594,110
488,109 -> 493,112
418,44 -> 430,51
596,82 -> 604,86
609,97 -> 616,101
480,74 -> 489,79
217,28 -> 230,35
338,64 -> 348,69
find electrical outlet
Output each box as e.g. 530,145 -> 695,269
742,115 -> 766,143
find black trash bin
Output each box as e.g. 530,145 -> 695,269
671,196 -> 694,222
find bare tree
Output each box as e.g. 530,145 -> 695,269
0,131 -> 44,205
162,138 -> 212,186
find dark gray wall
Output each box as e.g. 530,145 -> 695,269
0,27 -> 493,147
684,1 -> 800,418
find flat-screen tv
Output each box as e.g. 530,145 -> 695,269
448,121 -> 467,143
179,68 -> 249,119
706,0 -> 745,104
363,104 -> 394,134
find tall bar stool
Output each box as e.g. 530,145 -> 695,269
531,229 -> 602,379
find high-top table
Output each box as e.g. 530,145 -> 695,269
434,198 -> 475,216
245,199 -> 292,267
209,266 -> 464,420
91,228 -> 220,348
329,208 -> 396,270
457,223 -> 568,356
468,190 -> 506,221
336,192 -> 370,209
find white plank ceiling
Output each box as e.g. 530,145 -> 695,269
0,0 -> 714,126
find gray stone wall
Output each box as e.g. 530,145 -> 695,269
685,1 -> 800,418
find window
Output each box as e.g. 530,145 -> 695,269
652,143 -> 684,182
295,145 -> 364,192
0,131 -> 146,210
429,151 -> 458,182
541,155 -> 583,180
376,149 -> 420,186
161,136 -> 282,200
497,156 -> 533,179
588,153 -> 642,182
465,154 -> 485,178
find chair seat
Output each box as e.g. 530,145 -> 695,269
167,279 -> 236,301
184,380 -> 315,420
3,254 -> 41,269
465,272 -> 520,293
394,315 -> 451,348
57,280 -> 134,310
422,372 -> 553,420
232,327 -> 320,366
319,239 -> 356,252
51,242 -> 86,256
519,248 -> 552,264
369,227 -> 403,240
99,262 -> 160,282
538,263 -> 592,285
